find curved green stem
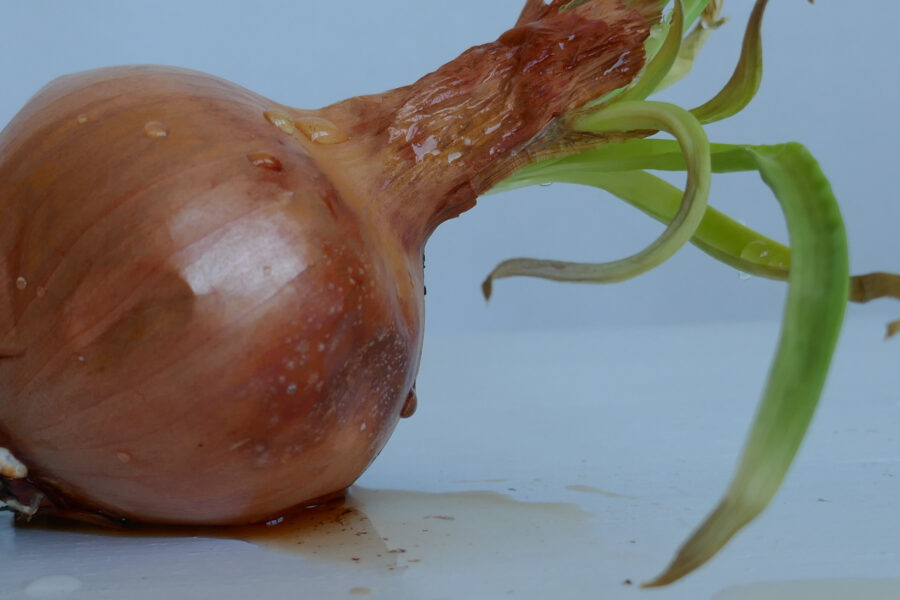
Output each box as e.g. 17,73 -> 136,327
480,0 -> 868,589
491,139 -> 854,584
495,139 -> 900,300
616,0 -> 684,103
645,143 -> 849,586
593,0 -> 711,107
587,170 -> 790,278
495,139 -> 791,278
656,0 -> 727,91
482,101 -> 710,299
691,0 -> 770,124
643,0 -> 714,59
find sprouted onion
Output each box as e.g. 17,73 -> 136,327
1,0 -> 898,587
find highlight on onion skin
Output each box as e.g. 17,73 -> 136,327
0,1 -> 656,526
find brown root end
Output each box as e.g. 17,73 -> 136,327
1,473 -> 129,528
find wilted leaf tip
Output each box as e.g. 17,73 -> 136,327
481,275 -> 495,302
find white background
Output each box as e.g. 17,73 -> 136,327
1,1 -> 898,333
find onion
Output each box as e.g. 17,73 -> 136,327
0,0 -> 657,526
7,0 -> 895,586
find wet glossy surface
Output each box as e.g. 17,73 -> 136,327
1,316 -> 898,599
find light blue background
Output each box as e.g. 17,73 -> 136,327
1,1 -> 898,334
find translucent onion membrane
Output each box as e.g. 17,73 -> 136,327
1,0 -> 897,586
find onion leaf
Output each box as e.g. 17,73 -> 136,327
616,0 -> 684,103
495,139 -> 900,298
644,0 -> 714,59
645,143 -> 849,585
680,0 -> 715,33
492,141 -> 851,584
482,100 -> 710,299
690,0 -> 770,124
484,0 -> 885,586
591,0 -> 710,108
655,0 -> 727,91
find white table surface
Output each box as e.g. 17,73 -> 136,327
3,314 -> 900,599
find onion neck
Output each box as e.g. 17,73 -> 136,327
320,0 -> 658,253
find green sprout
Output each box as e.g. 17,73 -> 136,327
486,0 -> 900,586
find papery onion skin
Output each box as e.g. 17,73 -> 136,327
0,67 -> 423,525
0,0 -> 656,525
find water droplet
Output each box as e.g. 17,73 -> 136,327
286,383 -> 298,395
264,110 -> 297,135
24,575 -> 83,598
359,422 -> 367,431
740,240 -> 771,263
294,116 -> 349,145
15,276 -> 27,290
247,152 -> 284,172
76,115 -> 89,124
76,354 -> 85,362
400,388 -> 418,419
539,182 -> 553,187
143,120 -> 168,138
116,451 -> 132,463
411,136 -> 439,163
447,152 -> 463,164
36,285 -> 47,298
739,272 -> 751,281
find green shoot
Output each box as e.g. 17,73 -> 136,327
656,0 -> 727,91
484,0 -> 898,586
482,100 -> 710,299
645,143 -> 848,586
690,0 -> 770,124
616,0 -> 684,103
